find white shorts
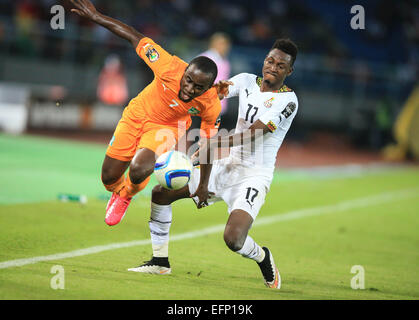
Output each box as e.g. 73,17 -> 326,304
188,157 -> 272,220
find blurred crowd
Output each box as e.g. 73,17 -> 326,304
0,0 -> 417,68
0,0 -> 417,150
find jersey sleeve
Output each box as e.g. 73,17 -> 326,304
225,73 -> 251,98
258,94 -> 298,133
199,89 -> 222,138
136,37 -> 175,77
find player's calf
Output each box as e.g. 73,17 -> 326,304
225,210 -> 281,288
223,209 -> 253,251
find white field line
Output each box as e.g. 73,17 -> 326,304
274,163 -> 415,182
0,188 -> 418,270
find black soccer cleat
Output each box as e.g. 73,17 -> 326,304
257,247 -> 281,289
127,256 -> 171,275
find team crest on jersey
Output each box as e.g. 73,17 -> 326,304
264,97 -> 275,108
267,121 -> 277,132
188,107 -> 200,115
145,46 -> 159,62
281,102 -> 296,118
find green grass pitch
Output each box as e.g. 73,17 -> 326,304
0,134 -> 418,300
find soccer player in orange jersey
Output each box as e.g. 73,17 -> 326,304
70,0 -> 221,226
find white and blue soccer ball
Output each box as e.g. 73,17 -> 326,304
154,151 -> 193,190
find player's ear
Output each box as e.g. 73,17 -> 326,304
287,66 -> 294,77
205,75 -> 216,91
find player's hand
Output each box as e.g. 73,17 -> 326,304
70,0 -> 99,20
190,185 -> 215,209
214,80 -> 233,100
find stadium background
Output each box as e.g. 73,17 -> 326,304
0,0 -> 417,160
0,0 -> 418,301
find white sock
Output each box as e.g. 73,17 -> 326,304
236,235 -> 265,263
149,202 -> 172,257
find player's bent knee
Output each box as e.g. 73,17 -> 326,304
101,155 -> 130,186
129,162 -> 154,184
223,228 -> 246,252
224,210 -> 252,252
101,169 -> 121,186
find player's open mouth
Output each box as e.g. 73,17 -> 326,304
180,91 -> 192,100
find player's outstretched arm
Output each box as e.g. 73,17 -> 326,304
69,0 -> 144,47
194,121 -> 269,164
209,120 -> 270,149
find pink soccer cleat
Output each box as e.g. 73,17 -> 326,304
106,193 -> 118,212
105,194 -> 132,226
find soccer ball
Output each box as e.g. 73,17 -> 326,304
154,151 -> 193,190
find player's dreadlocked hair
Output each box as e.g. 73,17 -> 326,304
271,39 -> 298,66
189,56 -> 218,86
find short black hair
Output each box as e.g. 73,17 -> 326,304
271,39 -> 298,66
189,56 -> 218,86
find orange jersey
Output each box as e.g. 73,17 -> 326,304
124,37 -> 221,138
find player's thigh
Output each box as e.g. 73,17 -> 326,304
138,124 -> 183,157
226,179 -> 268,221
106,113 -> 142,162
